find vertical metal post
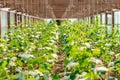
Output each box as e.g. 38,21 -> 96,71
105,13 -> 108,35
105,13 -> 108,25
112,11 -> 114,32
15,13 -> 17,26
0,10 -> 1,36
28,16 -> 29,24
100,13 -> 102,25
7,11 -> 10,29
24,15 -> 26,25
90,16 -> 93,24
33,17 -> 35,23
19,14 -> 22,27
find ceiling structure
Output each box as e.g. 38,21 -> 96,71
0,0 -> 120,19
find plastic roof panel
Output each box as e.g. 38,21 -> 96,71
0,0 -> 120,19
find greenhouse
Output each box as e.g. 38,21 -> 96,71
0,0 -> 120,80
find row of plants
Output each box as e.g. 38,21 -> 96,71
59,21 -> 120,80
0,20 -> 120,80
0,20 -> 59,80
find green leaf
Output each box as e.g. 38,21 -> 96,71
93,48 -> 100,56
2,61 -> 7,68
27,78 -> 36,80
53,75 -> 60,80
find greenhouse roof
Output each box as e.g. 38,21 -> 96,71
0,0 -> 120,19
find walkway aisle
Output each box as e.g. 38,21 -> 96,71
53,25 -> 65,77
